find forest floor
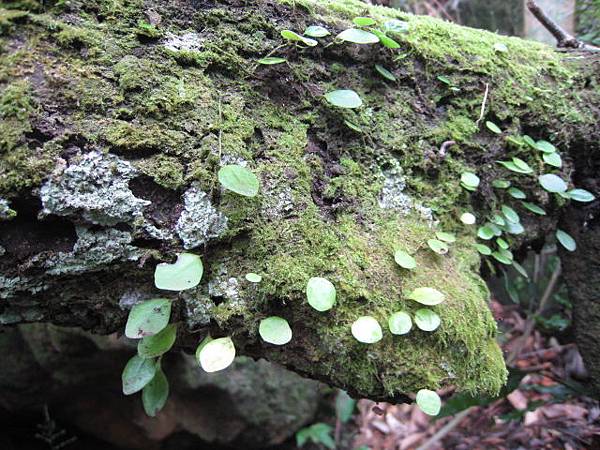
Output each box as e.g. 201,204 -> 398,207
348,300 -> 600,450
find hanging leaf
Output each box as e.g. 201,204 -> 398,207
485,121 -> 502,134
196,336 -> 236,372
125,298 -> 171,339
460,172 -> 480,191
414,309 -> 441,331
142,367 -> 169,417
394,250 -> 416,270
304,25 -> 330,38
336,28 -> 380,44
335,390 -> 356,423
155,253 -> 203,292
353,17 -> 376,26
245,272 -> 262,283
435,231 -> 456,243
280,30 -> 318,46
507,187 -> 526,199
543,152 -> 562,168
521,201 -> 546,215
512,260 -> 529,279
501,205 -> 520,223
138,323 -> 177,359
324,89 -> 363,108
538,174 -> 567,193
556,229 -> 576,252
492,251 -> 512,265
460,212 -> 476,225
257,56 -> 287,65
416,389 -> 442,416
567,189 -> 595,202
218,164 -> 260,197
259,316 -> 292,345
122,355 -> 157,395
351,316 -> 383,343
473,243 -> 492,255
535,140 -> 556,153
407,287 -> 445,306
374,64 -> 396,81
388,311 -> 412,335
306,277 -> 336,311
427,239 -> 449,254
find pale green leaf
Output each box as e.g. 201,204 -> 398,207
138,323 -> 177,359
155,253 -> 203,291
501,205 -> 520,223
414,309 -> 441,332
543,152 -> 562,168
460,212 -> 476,225
125,298 -> 171,339
122,355 -> 156,395
281,30 -> 317,46
142,368 -> 169,417
218,164 -> 260,197
336,28 -> 380,44
304,25 -> 330,38
324,89 -> 363,108
259,316 -> 292,345
435,231 -> 456,243
567,189 -> 595,202
407,287 -> 445,306
538,174 -> 567,193
521,201 -> 546,215
388,311 -> 412,335
353,17 -> 376,26
375,64 -> 396,81
257,57 -> 287,65
556,229 -> 576,251
486,121 -> 502,134
245,272 -> 262,283
196,336 -> 236,373
474,243 -> 492,255
427,239 -> 449,254
535,140 -> 556,153
394,250 -> 416,270
507,187 -> 526,199
416,389 -> 441,416
460,172 -> 480,189
306,277 -> 336,311
351,316 -> 383,343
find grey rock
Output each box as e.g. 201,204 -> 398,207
175,185 -> 228,249
40,151 -> 150,226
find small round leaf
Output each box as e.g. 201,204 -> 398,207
259,316 -> 292,345
460,212 -> 476,225
388,312 -> 412,335
336,28 -> 380,44
218,164 -> 260,197
304,25 -> 330,38
460,172 -> 480,190
351,316 -> 383,343
306,277 -> 336,311
538,174 -> 567,193
125,298 -> 172,339
196,336 -> 236,373
416,389 -> 441,416
474,243 -> 492,255
245,272 -> 262,283
407,287 -> 445,306
414,309 -> 441,332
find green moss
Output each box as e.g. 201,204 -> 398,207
133,154 -> 185,190
102,119 -> 187,154
0,8 -> 29,35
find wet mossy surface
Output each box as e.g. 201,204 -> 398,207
1,0 -> 599,400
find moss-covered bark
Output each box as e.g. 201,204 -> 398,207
0,0 -> 598,401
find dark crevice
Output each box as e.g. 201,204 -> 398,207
129,174 -> 183,230
0,196 -> 77,269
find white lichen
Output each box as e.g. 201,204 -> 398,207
175,184 -> 228,249
208,264 -> 241,304
163,32 -> 204,52
40,151 -> 150,226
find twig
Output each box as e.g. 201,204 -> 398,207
507,264 -> 562,365
475,82 -> 489,127
526,0 -> 582,49
416,407 -> 473,450
439,140 -> 456,159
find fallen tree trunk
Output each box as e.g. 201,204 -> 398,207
0,0 -> 599,402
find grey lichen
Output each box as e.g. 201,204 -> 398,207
208,263 -> 241,303
163,31 -> 204,52
40,151 -> 150,226
45,226 -> 143,275
181,290 -> 214,329
175,184 -> 228,249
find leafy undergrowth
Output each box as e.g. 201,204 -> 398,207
345,300 -> 600,450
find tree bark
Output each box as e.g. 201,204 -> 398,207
0,0 -> 599,401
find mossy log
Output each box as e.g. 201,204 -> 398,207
0,0 -> 599,402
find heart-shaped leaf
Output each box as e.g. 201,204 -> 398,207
414,308 -> 441,331
306,277 -> 336,311
416,389 -> 441,416
125,298 -> 172,339
218,164 -> 260,197
155,253 -> 203,291
351,316 -> 383,343
324,89 -> 363,108
138,323 -> 177,358
142,367 -> 169,417
122,355 -> 157,395
407,287 -> 445,305
259,316 -> 292,345
394,250 -> 416,270
388,311 -> 412,335
196,336 -> 236,373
